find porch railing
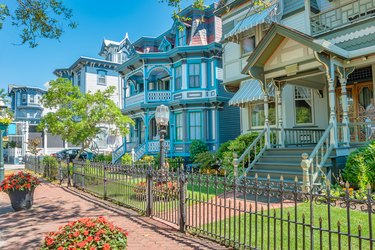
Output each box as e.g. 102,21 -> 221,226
238,128 -> 267,176
147,91 -> 171,102
284,128 -> 325,146
112,142 -> 126,164
148,140 -> 170,152
338,121 -> 375,145
311,0 -> 375,35
303,123 -> 334,188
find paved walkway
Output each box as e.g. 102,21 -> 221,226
0,181 -> 229,250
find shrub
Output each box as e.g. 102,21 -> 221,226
343,140 -> 375,190
219,132 -> 260,175
189,140 -> 208,161
121,153 -> 132,165
40,217 -> 128,249
42,156 -> 59,180
95,154 -> 112,162
194,151 -> 218,171
0,172 -> 40,192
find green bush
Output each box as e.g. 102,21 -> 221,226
343,140 -> 375,190
220,132 -> 260,175
189,140 -> 208,161
42,156 -> 59,180
95,153 -> 112,162
121,153 -> 132,165
194,151 -> 218,171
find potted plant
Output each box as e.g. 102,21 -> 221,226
0,171 -> 40,211
41,217 -> 128,249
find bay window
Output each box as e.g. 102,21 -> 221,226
189,111 -> 202,140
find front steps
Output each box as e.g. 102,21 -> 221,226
244,147 -> 333,184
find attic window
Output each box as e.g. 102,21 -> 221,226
178,29 -> 186,46
97,70 -> 107,85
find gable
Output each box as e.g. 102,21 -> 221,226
265,37 -> 315,71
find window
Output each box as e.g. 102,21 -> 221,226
295,87 -> 313,124
77,73 -> 81,87
178,29 -> 185,46
22,94 -> 27,104
97,70 -> 107,85
175,113 -> 183,141
29,95 -> 35,103
250,102 -> 276,127
188,64 -> 200,88
242,36 -> 255,54
175,66 -> 182,90
189,111 -> 202,140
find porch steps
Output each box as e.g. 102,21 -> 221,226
244,147 -> 332,184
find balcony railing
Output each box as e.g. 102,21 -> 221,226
147,91 -> 171,102
311,0 -> 375,35
125,93 -> 144,106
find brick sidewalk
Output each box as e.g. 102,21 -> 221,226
0,182 -> 229,250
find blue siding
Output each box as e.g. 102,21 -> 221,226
218,104 -> 241,143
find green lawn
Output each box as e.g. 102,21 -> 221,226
195,202 -> 374,249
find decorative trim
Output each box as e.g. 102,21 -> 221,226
328,26 -> 375,44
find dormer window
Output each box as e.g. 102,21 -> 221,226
177,29 -> 186,46
97,70 -> 107,85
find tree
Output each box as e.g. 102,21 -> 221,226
160,0 -> 270,23
26,137 -> 42,156
38,78 -> 133,159
0,1 -> 77,47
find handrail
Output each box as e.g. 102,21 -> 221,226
112,142 -> 126,164
237,128 -> 267,178
305,123 -> 334,187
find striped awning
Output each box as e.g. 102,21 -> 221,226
229,79 -> 274,107
225,3 -> 281,40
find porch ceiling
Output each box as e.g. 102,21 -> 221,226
278,70 -> 327,90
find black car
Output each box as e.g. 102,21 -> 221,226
51,149 -> 94,161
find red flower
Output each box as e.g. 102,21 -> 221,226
86,236 -> 93,242
57,247 -> 64,250
103,244 -> 111,250
90,247 -> 97,250
83,230 -> 89,236
94,236 -> 100,242
77,241 -> 87,248
73,231 -> 80,237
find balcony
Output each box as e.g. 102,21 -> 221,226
311,0 -> 375,35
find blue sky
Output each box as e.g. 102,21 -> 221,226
0,0 -> 211,90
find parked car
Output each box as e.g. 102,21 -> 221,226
50,149 -> 95,161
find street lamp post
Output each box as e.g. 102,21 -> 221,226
155,105 -> 170,169
0,100 -> 10,182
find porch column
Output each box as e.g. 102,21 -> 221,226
276,85 -> 285,147
264,93 -> 271,148
328,77 -> 338,147
339,78 -> 350,146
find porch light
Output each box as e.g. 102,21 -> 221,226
155,105 -> 170,126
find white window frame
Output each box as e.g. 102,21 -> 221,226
97,70 -> 107,85
294,87 -> 314,125
241,35 -> 256,56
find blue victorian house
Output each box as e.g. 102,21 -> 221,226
111,3 -> 240,162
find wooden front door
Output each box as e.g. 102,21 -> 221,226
336,82 -> 374,122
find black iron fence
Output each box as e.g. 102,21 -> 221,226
29,160 -> 375,249
25,155 -> 70,184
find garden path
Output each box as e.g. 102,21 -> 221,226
0,180 -> 229,250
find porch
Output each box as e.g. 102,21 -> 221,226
232,24 -> 375,186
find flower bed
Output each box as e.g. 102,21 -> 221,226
0,171 -> 40,192
41,217 -> 128,249
133,181 -> 179,200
